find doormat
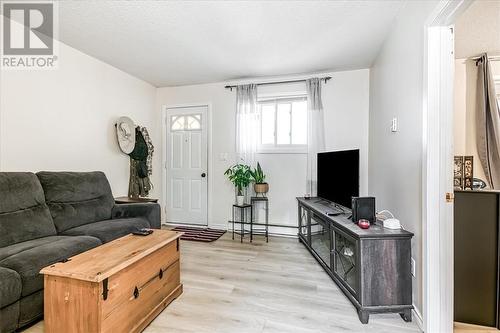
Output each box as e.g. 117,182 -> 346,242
171,226 -> 226,242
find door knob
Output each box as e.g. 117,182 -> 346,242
201,173 -> 206,178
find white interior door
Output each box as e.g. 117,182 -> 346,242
165,106 -> 208,225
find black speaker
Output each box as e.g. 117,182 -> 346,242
351,197 -> 375,223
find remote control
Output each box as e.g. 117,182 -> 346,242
132,228 -> 153,236
327,212 -> 342,216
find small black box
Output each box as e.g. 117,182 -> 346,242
351,197 -> 376,224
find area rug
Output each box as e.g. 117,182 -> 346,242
171,226 -> 226,242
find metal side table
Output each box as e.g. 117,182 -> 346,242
251,196 -> 269,243
231,204 -> 252,243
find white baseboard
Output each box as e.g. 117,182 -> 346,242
225,222 -> 298,237
161,222 -> 211,228
208,223 -> 228,230
412,305 -> 424,332
162,221 -> 298,238
161,222 -> 222,228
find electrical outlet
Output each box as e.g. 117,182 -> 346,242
411,258 -> 416,277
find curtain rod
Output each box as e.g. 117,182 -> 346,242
224,76 -> 331,91
470,55 -> 500,61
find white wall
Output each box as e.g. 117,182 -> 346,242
156,69 -> 369,233
368,0 -> 440,316
0,41 -> 158,197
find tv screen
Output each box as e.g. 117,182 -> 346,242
317,149 -> 359,208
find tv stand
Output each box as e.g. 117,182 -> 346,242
313,198 -> 346,215
297,197 -> 414,324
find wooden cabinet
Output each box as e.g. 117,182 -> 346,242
41,230 -> 183,333
454,190 -> 499,328
297,198 -> 413,324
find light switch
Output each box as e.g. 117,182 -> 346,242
391,117 -> 398,132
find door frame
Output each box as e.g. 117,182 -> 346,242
422,1 -> 471,332
161,103 -> 213,227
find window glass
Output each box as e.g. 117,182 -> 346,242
171,116 -> 184,131
261,104 -> 275,145
258,96 -> 307,151
277,103 -> 291,144
170,114 -> 202,131
291,100 -> 307,144
186,115 -> 201,130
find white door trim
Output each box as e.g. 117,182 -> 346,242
161,103 -> 213,227
422,1 -> 471,332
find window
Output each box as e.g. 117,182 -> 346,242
170,114 -> 202,131
258,96 -> 307,152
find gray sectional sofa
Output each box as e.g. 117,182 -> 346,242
0,171 -> 160,333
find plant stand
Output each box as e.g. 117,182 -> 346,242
251,196 -> 269,243
229,199 -> 270,243
231,204 -> 252,243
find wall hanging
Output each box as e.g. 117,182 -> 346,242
115,116 -> 154,198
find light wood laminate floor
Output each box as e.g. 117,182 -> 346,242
454,322 -> 500,333
24,234 -> 421,333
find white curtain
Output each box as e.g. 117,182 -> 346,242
236,84 -> 259,167
306,78 -> 325,196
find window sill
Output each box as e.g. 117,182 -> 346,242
257,148 -> 308,155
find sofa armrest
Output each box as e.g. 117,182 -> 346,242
111,203 -> 161,229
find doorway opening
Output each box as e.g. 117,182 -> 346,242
451,1 -> 500,332
424,1 -> 500,332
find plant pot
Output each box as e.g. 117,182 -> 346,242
254,183 -> 269,196
236,195 -> 245,206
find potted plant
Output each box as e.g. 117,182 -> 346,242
224,163 -> 252,205
250,162 -> 269,196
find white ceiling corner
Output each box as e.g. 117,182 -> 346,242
454,0 -> 500,59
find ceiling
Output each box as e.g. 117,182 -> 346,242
56,0 -> 404,87
455,0 -> 500,59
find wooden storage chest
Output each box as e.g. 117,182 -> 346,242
40,230 -> 183,333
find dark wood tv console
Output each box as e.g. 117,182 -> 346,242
297,197 -> 414,324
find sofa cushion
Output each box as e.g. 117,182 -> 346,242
0,236 -> 101,297
61,217 -> 150,243
18,290 -> 43,328
0,301 -> 19,333
0,173 -> 56,248
0,235 -> 78,262
36,171 -> 115,232
0,267 -> 21,308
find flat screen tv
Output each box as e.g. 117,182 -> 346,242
317,149 -> 359,208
